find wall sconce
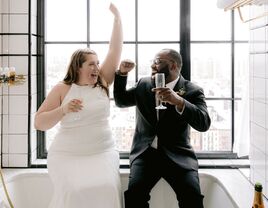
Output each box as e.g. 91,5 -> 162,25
0,67 -> 26,86
217,0 -> 268,23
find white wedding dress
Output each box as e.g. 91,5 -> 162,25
47,83 -> 122,208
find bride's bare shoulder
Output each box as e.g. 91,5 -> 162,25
49,81 -> 72,98
53,81 -> 71,91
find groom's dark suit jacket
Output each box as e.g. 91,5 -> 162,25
114,73 -> 211,171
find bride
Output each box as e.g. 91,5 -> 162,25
34,3 -> 125,208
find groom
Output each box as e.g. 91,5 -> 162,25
114,48 -> 211,208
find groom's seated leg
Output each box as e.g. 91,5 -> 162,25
124,148 -> 162,208
163,158 -> 204,208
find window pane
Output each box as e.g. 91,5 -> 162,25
110,100 -> 135,152
90,0 -> 135,41
191,100 -> 232,151
138,44 -> 180,78
46,44 -> 86,150
45,44 -> 86,92
138,0 -> 180,41
235,43 -> 249,98
191,43 -> 231,98
191,0 -> 231,40
46,0 -> 87,41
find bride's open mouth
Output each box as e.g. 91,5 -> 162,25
90,74 -> 98,79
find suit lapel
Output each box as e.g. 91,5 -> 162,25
173,75 -> 186,95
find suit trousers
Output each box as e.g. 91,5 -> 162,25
124,147 -> 204,208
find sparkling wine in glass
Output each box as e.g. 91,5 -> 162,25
155,73 -> 167,110
73,89 -> 83,121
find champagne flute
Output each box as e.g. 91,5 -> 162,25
73,89 -> 83,121
155,73 -> 167,110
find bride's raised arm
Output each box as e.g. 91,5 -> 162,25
100,3 -> 123,85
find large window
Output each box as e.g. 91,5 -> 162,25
39,0 -> 249,157
190,0 -> 249,153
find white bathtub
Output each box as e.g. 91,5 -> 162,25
121,171 -> 238,208
0,169 -> 261,208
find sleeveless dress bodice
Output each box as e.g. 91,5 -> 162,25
49,84 -> 114,155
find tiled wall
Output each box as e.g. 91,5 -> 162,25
249,4 -> 268,197
0,0 -> 37,167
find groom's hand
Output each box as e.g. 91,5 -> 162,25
152,87 -> 184,108
119,59 -> 135,75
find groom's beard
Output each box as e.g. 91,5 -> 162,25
151,64 -> 170,85
159,64 -> 170,78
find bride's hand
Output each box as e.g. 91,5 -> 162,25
109,3 -> 120,19
61,99 -> 83,115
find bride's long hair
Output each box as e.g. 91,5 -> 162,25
63,48 -> 109,96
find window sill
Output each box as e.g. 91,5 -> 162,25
31,158 -> 250,169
